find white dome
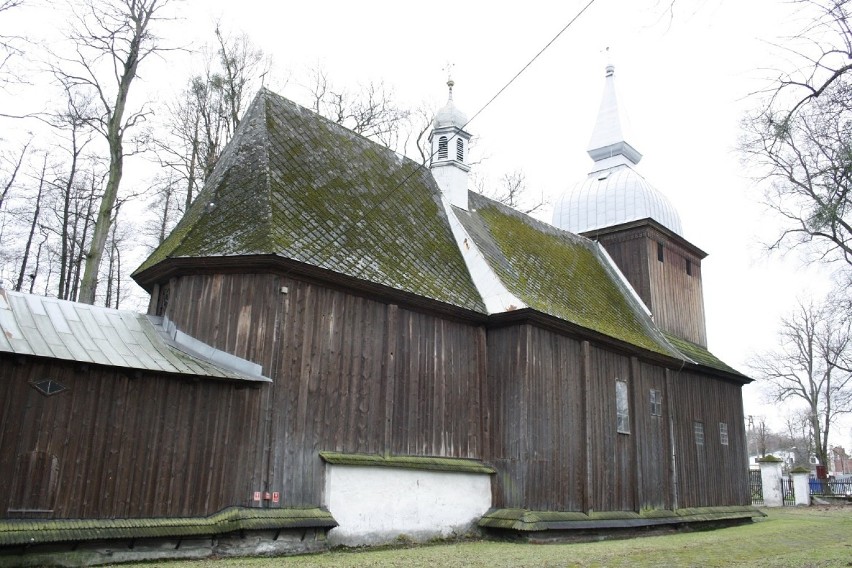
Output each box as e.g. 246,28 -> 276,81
552,164 -> 683,236
433,80 -> 467,130
434,99 -> 467,130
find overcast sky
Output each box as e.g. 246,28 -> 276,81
3,0 -> 849,448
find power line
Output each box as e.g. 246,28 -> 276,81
236,1 -> 600,291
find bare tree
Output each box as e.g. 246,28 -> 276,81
152,25 -> 268,225
14,151 -> 46,291
741,0 -> 852,272
475,169 -> 549,215
749,298 -> 852,466
0,137 -> 29,209
0,0 -> 25,85
741,83 -> 852,267
213,24 -> 268,138
51,0 -> 173,304
782,409 -> 816,467
304,64 -> 410,152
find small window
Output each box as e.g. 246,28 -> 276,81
616,380 -> 630,434
719,422 -> 729,445
694,421 -> 705,445
686,259 -> 692,276
31,379 -> 68,397
438,136 -> 448,159
657,242 -> 664,262
155,282 -> 170,316
456,138 -> 464,161
649,389 -> 662,416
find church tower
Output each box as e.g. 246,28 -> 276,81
552,64 -> 708,347
429,77 -> 471,210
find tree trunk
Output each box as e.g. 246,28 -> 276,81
15,154 -> 47,292
76,0 -> 158,304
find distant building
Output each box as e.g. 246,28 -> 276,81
830,446 -> 851,475
0,67 -> 759,562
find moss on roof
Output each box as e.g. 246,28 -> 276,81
479,506 -> 764,531
0,507 -> 336,546
662,332 -> 749,378
319,451 -> 496,474
458,193 -> 676,356
135,89 -> 486,313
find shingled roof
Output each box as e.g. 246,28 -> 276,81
456,192 -> 679,357
134,89 -> 744,377
134,89 -> 486,313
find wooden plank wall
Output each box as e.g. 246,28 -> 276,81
646,237 -> 707,347
586,345 -> 635,512
670,369 -> 750,507
0,357 -> 261,519
599,230 -> 707,347
165,272 -> 485,508
633,361 -> 673,510
1,270 -> 749,520
485,326 -> 586,511
486,324 -> 747,514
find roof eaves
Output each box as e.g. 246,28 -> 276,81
662,331 -> 751,383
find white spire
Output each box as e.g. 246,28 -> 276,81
587,63 -> 642,167
552,62 -> 684,237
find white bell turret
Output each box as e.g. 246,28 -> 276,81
429,77 -> 472,210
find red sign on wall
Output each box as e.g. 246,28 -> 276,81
253,491 -> 261,502
272,492 -> 280,503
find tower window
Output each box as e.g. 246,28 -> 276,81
438,136 -> 448,159
657,242 -> 664,262
456,138 -> 464,161
686,259 -> 692,276
719,422 -> 729,445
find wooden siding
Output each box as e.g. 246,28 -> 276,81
486,324 -> 747,514
485,326 -> 586,511
670,370 -> 750,507
633,361 -> 673,510
598,227 -> 707,346
164,272 -> 485,507
0,357 -> 261,519
1,269 -> 749,523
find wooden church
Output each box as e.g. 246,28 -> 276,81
0,67 -> 759,564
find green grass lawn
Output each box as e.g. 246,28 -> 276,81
121,507 -> 852,568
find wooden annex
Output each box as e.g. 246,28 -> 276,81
0,72 -> 759,564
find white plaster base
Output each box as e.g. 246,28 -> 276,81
323,465 -> 492,546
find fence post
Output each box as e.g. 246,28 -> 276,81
790,467 -> 811,506
757,456 -> 783,507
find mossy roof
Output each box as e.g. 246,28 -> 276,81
319,451 -> 496,474
456,192 -> 678,357
479,506 -> 764,531
662,332 -> 749,379
134,89 -> 744,373
134,89 -> 485,313
0,507 -> 336,546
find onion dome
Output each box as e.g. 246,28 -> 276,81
552,64 -> 683,236
433,78 -> 468,130
553,166 -> 683,235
